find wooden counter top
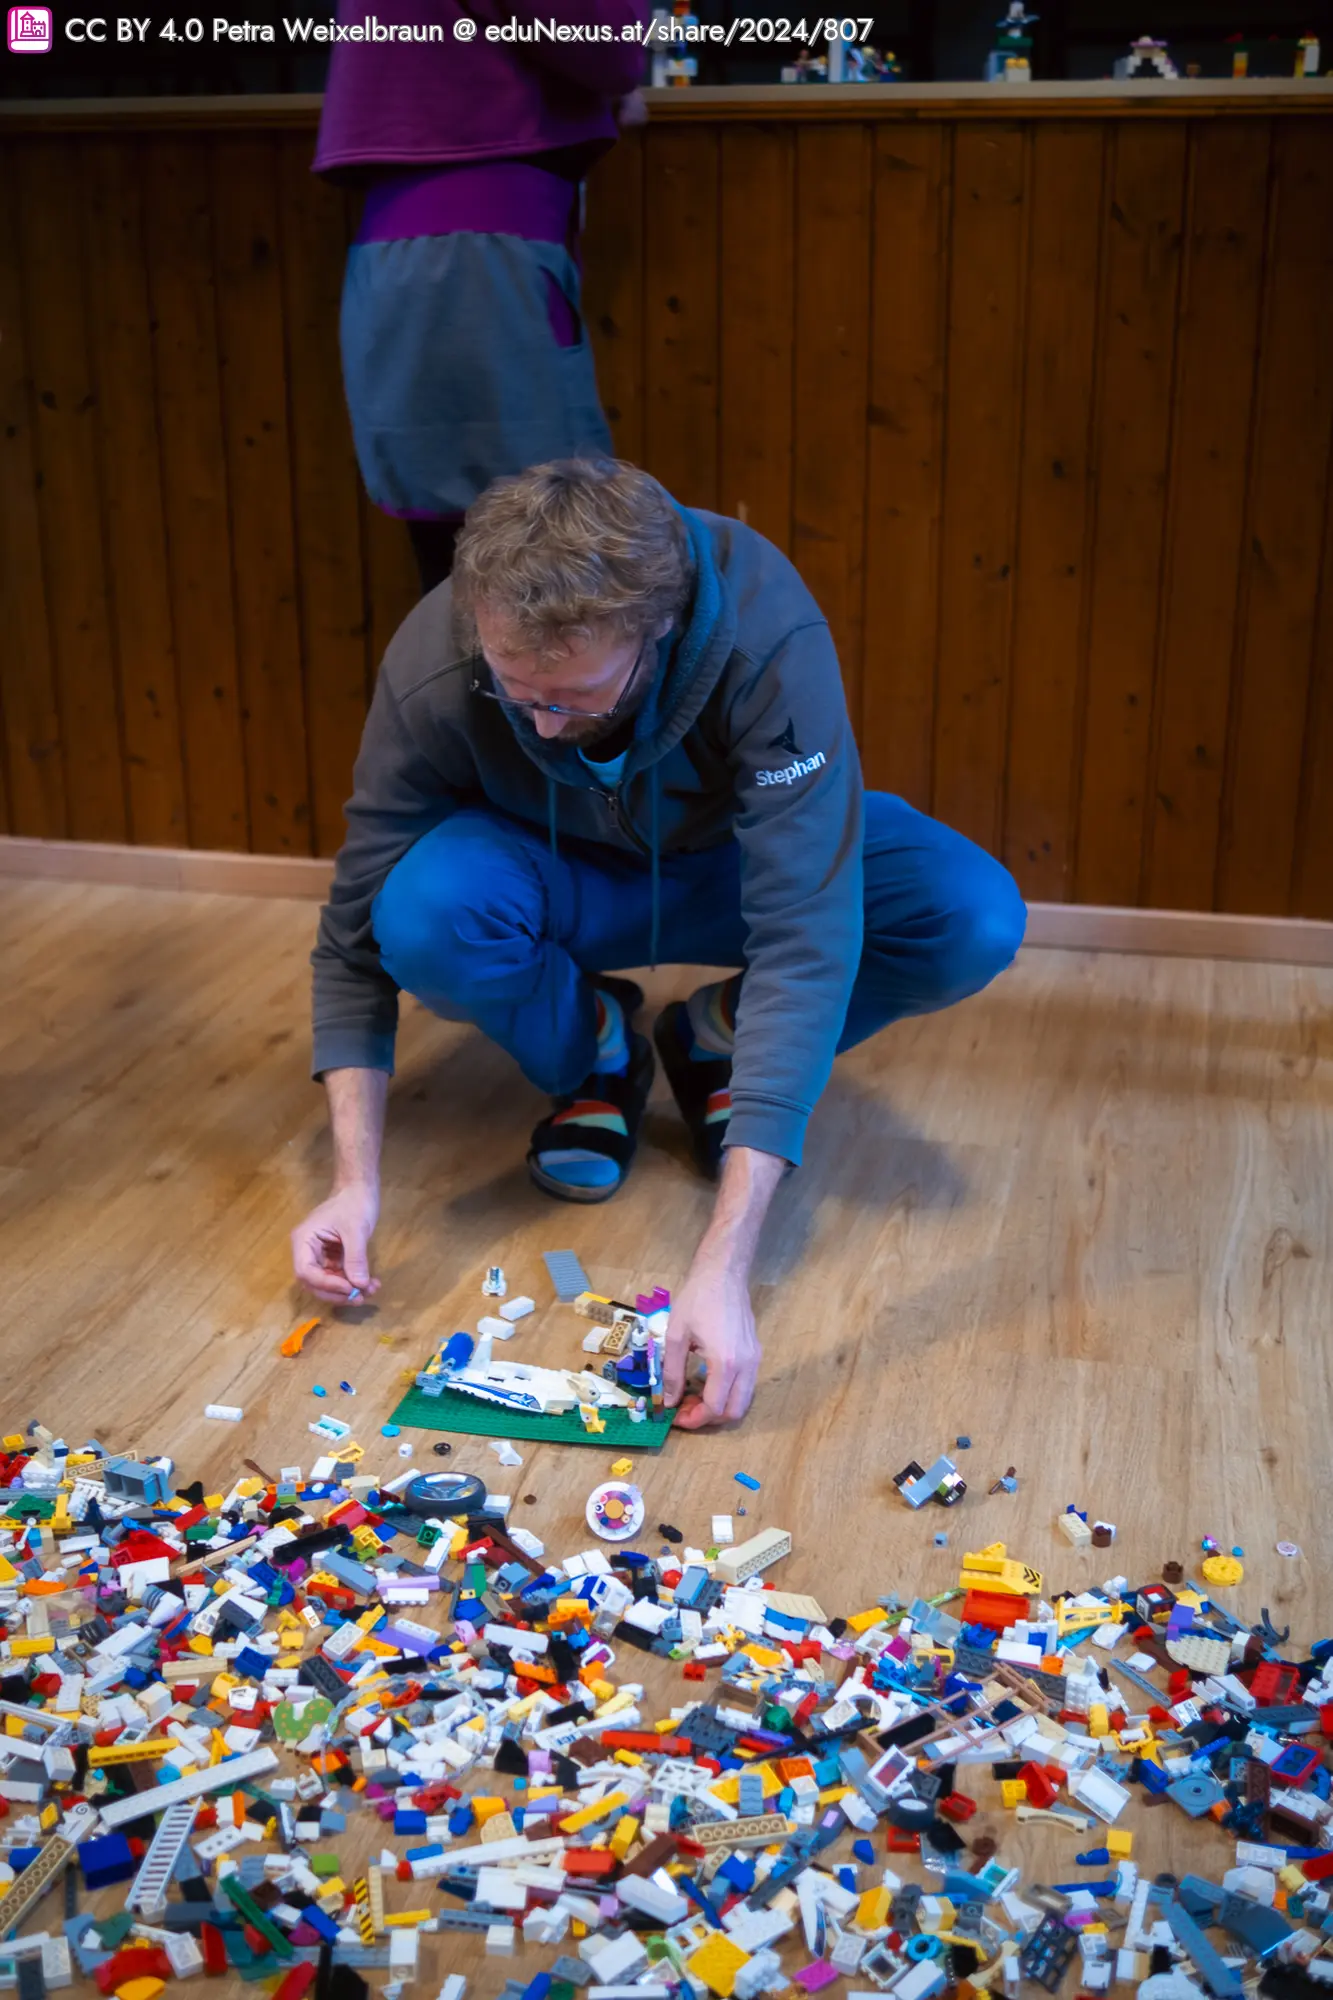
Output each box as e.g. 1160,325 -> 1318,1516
2,75 -> 1331,131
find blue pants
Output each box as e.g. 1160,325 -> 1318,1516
372,793 -> 1027,1099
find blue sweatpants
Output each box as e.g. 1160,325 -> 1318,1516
372,792 -> 1026,1099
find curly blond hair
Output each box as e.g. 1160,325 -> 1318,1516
451,458 -> 694,657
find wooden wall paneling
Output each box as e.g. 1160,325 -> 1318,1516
278,136 -> 370,859
1074,123 -> 1188,906
83,137 -> 187,849
1291,473 -> 1333,923
143,136 -> 248,852
583,131 -> 645,467
860,122 -> 949,805
1221,119 -> 1333,917
361,500 -> 421,684
931,122 -> 1028,852
1143,121 -> 1272,912
0,149 -> 65,839
16,140 -> 127,843
717,123 -> 795,556
641,123 -> 720,509
1002,122 -> 1105,901
792,124 -> 873,731
212,136 -> 312,857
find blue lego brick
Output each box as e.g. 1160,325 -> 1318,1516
301,1904 -> 341,1943
394,1809 -> 428,1836
79,1833 -> 138,1889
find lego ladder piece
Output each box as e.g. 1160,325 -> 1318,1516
125,1798 -> 199,1917
0,1804 -> 99,1940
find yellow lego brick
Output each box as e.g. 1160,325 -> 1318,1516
234,1478 -> 263,1499
560,1788 -> 629,1834
958,1543 -> 1043,1598
742,1644 -> 785,1669
846,1608 -> 888,1634
654,1716 -> 681,1735
88,1738 -> 177,1768
1000,1778 -> 1026,1808
710,1775 -> 740,1806
11,1637 -> 54,1658
583,1679 -> 615,1704
188,1635 -> 214,1656
1088,1704 -> 1109,1737
609,1458 -> 634,1477
571,1920 -> 587,1939
384,1911 -> 431,1927
0,1556 -> 18,1586
612,1749 -> 643,1768
610,1815 -> 639,1861
857,1887 -> 891,1932
472,1796 -> 507,1823
816,1785 -> 852,1805
1107,1830 -> 1133,1858
203,1494 -> 224,1511
38,1804 -> 57,1831
688,1931 -> 751,1998
1,1436 -> 24,1452
1279,1864 -> 1307,1893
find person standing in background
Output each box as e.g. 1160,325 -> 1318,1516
314,0 -> 649,595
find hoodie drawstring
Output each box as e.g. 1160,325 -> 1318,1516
547,777 -> 562,1075
649,766 -> 660,972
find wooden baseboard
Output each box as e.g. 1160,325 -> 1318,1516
3,835 -> 1332,966
0,836 -> 334,900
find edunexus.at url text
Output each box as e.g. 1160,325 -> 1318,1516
458,16 -> 876,46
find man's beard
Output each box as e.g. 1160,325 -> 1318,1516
555,649 -> 656,747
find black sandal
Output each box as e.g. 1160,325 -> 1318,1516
526,981 -> 655,1204
652,1001 -> 731,1182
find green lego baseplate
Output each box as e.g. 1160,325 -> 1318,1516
388,1382 -> 678,1450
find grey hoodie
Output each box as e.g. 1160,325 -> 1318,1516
312,506 -> 865,1166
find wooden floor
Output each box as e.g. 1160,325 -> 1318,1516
3,875 -> 1332,1975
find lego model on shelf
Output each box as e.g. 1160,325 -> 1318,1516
649,0 -> 698,85
986,2 -> 1039,80
1114,34 -> 1179,78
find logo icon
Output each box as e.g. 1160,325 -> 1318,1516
768,718 -> 800,756
7,5 -> 51,48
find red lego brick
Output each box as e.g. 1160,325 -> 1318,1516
1021,1762 -> 1058,1810
200,1923 -> 228,1977
938,1791 -> 977,1823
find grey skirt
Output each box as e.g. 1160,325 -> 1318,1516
340,229 -> 614,517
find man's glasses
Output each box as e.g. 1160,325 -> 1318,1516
471,638 -> 647,722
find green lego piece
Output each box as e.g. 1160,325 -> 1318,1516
95,1913 -> 135,1951
221,1875 -> 294,1959
310,1853 -> 342,1878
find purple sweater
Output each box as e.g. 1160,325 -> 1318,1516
314,0 -> 650,177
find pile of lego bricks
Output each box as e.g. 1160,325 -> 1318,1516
0,1425 -> 1332,2000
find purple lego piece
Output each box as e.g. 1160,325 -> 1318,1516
635,1287 -> 670,1313
794,1963 -> 840,1992
380,1622 -> 438,1657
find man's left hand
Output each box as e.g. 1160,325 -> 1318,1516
663,1254 -> 762,1428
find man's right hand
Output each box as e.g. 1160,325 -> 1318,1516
291,1181 -> 381,1303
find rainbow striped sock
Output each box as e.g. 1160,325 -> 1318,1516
685,975 -> 739,1062
592,987 -> 629,1076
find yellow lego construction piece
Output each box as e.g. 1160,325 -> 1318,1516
560,1788 -> 629,1834
856,1886 -> 891,1932
688,1931 -> 751,1998
846,1608 -> 888,1634
1107,1830 -> 1133,1858
610,1815 -> 639,1861
1000,1778 -> 1026,1808
609,1459 -> 634,1477
958,1543 -> 1042,1598
1056,1598 -> 1125,1637
384,1910 -> 432,1927
88,1738 -> 177,1768
11,1637 -> 54,1658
